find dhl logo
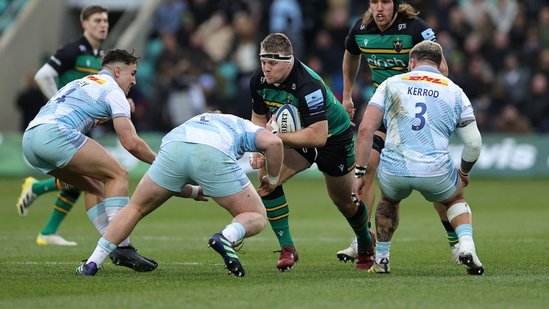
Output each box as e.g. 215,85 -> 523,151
402,75 -> 448,86
86,75 -> 106,84
92,118 -> 108,128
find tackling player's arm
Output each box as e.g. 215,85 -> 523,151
109,91 -> 156,164
255,129 -> 284,196
113,116 -> 156,164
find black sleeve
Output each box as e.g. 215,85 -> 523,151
46,41 -> 78,75
344,18 -> 362,55
250,69 -> 268,116
411,17 -> 437,44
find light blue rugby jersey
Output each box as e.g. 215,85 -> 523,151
161,113 -> 265,161
369,65 -> 476,177
26,70 -> 131,134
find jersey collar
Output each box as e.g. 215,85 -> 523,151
412,65 -> 441,74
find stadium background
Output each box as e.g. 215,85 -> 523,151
0,2 -> 548,307
0,0 -> 547,178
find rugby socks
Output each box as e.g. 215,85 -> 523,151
222,222 -> 246,244
346,201 -> 372,251
104,196 -> 131,246
442,220 -> 459,248
262,186 -> 295,248
455,224 -> 474,245
375,241 -> 391,264
88,237 -> 117,267
31,177 -> 58,195
86,202 -> 108,235
40,189 -> 80,235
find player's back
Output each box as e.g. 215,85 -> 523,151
162,113 -> 263,160
27,73 -> 125,133
375,66 -> 473,177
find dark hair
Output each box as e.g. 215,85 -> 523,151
101,49 -> 139,67
80,5 -> 108,22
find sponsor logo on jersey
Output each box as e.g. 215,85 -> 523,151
367,55 -> 407,69
363,38 -> 369,47
402,75 -> 448,86
393,38 -> 403,53
86,75 -> 106,84
398,23 -> 407,30
305,89 -> 324,111
79,44 -> 87,52
339,164 -> 344,172
360,24 -> 365,30
421,28 -> 436,41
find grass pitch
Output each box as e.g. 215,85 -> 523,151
0,176 -> 548,308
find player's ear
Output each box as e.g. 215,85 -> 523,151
408,57 -> 416,71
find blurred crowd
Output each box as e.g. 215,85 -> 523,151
16,0 -> 549,134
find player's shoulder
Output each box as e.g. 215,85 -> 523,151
349,16 -> 365,32
399,15 -> 430,31
249,67 -> 265,87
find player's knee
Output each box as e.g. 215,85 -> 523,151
446,202 -> 471,223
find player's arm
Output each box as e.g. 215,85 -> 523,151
353,104 -> 383,197
342,52 -> 362,121
113,116 -> 156,164
251,110 -> 268,127
108,90 -> 156,164
455,120 -> 482,176
174,184 -> 208,201
34,63 -> 59,99
255,129 -> 284,196
272,118 -> 328,148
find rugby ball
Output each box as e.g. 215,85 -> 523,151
273,104 -> 302,133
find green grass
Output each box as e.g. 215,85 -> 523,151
0,176 -> 548,308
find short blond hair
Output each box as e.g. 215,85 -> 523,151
409,41 -> 442,66
260,33 -> 293,55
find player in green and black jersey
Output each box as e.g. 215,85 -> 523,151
18,5 -> 108,247
337,0 -> 457,265
249,33 -> 374,271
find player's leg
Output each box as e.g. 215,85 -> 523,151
438,178 -> 484,275
369,194 -> 400,274
78,173 -> 171,276
260,148 -> 309,271
419,171 -> 484,275
370,171 -> 413,274
336,132 -> 383,262
185,144 -> 268,277
324,171 -> 374,270
433,202 -> 460,263
16,177 -> 57,216
209,184 -> 268,277
36,187 -> 80,246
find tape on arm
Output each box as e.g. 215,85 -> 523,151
34,63 -> 59,99
455,121 -> 482,174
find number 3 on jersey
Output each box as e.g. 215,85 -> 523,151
412,102 -> 426,131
